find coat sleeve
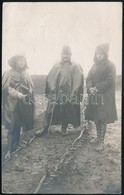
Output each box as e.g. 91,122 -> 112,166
2,71 -> 24,98
86,66 -> 93,93
71,65 -> 84,94
70,64 -> 84,103
45,63 -> 60,96
25,71 -> 34,91
2,71 -> 10,90
95,63 -> 116,94
8,87 -> 20,98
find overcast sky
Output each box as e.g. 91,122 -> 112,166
2,2 -> 122,75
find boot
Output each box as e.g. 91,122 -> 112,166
12,126 -> 21,152
61,124 -> 68,136
8,132 -> 14,153
90,137 -> 99,144
95,123 -> 106,152
5,132 -> 13,159
35,126 -> 48,137
95,141 -> 104,151
90,122 -> 100,144
5,150 -> 11,160
82,121 -> 92,141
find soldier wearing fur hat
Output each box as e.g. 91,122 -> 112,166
85,43 -> 117,151
36,46 -> 84,136
2,55 -> 34,159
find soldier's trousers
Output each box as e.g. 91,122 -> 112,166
95,120 -> 106,142
7,108 -> 21,153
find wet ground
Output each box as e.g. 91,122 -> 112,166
2,91 -> 121,194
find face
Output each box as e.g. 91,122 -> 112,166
61,51 -> 71,62
17,57 -> 26,68
95,52 -> 104,61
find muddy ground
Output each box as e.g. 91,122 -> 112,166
2,91 -> 121,194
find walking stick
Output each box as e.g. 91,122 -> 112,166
47,102 -> 56,136
47,90 -> 62,136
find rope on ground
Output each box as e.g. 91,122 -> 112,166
3,133 -> 37,166
3,146 -> 24,165
33,172 -> 47,194
33,108 -> 88,193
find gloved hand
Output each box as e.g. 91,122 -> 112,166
69,96 -> 78,104
89,87 -> 98,95
18,92 -> 26,99
18,92 -> 24,99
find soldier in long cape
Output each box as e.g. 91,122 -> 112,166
2,55 -> 34,158
36,46 -> 84,136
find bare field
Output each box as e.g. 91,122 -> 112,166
2,90 -> 121,194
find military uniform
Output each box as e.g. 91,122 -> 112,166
85,44 -> 117,150
41,59 -> 84,135
2,55 -> 34,153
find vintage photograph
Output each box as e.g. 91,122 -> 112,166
2,2 -> 122,194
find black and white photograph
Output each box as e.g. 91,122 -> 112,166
2,2 -> 122,194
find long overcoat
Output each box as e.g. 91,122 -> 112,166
43,60 -> 84,127
85,59 -> 117,124
2,69 -> 34,131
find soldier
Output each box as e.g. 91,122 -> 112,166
2,55 -> 34,159
85,43 -> 117,151
36,46 -> 84,136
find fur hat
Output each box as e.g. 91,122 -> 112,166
61,45 -> 72,55
95,43 -> 109,55
8,55 -> 28,70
